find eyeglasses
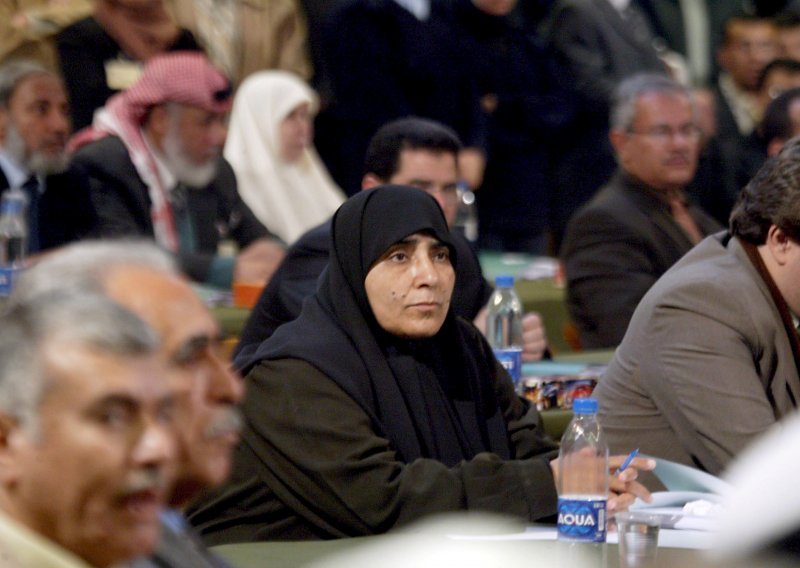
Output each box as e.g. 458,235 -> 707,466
627,124 -> 702,142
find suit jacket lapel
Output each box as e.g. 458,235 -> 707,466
0,163 -> 10,192
597,0 -> 655,53
735,238 -> 800,414
618,175 -> 695,254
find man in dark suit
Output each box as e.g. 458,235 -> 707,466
546,0 -> 668,246
0,59 -> 95,253
633,0 -> 753,87
69,52 -> 285,289
561,73 -> 721,349
714,14 -> 777,161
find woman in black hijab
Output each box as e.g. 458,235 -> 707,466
188,185 -> 650,542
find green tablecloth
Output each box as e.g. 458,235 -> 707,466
212,305 -> 251,339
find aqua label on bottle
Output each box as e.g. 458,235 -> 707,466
493,347 -> 522,385
0,266 -> 19,297
557,497 -> 607,543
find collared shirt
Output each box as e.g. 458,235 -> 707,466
0,151 -> 30,191
0,509 -> 93,568
718,72 -> 761,136
393,0 -> 430,20
607,0 -> 631,12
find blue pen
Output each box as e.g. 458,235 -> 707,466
614,448 -> 639,477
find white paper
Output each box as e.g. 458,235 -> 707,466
650,458 -> 732,495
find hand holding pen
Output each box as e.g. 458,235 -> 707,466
607,449 -> 656,512
615,448 -> 640,477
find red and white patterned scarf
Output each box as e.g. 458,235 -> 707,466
70,51 -> 232,251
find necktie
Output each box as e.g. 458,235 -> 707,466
22,176 -> 40,253
667,191 -> 703,245
170,184 -> 196,252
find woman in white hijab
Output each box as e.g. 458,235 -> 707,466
225,70 -> 345,244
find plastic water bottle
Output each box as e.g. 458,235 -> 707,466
453,183 -> 479,245
557,398 -> 609,543
0,189 -> 27,297
486,275 -> 523,388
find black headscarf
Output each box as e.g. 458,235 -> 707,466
236,185 -> 511,466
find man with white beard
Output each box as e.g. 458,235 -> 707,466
0,59 -> 96,253
70,51 -> 285,289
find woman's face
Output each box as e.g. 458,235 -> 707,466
364,233 -> 455,338
278,102 -> 312,163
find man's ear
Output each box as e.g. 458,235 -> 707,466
0,413 -> 24,483
609,128 -> 628,162
767,138 -> 786,158
765,224 -> 792,265
144,105 -> 170,149
361,173 -> 383,191
0,107 -> 8,146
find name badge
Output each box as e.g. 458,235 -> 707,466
105,59 -> 143,90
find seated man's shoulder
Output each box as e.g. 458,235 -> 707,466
637,240 -> 755,322
72,136 -> 130,168
562,198 -> 640,252
296,220 -> 332,252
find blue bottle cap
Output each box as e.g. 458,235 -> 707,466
494,275 -> 514,287
572,398 -> 598,414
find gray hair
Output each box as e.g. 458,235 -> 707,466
0,291 -> 159,434
0,59 -> 54,108
610,73 -> 695,131
11,239 -> 177,305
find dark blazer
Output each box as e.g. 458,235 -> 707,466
70,136 -> 271,283
547,0 -> 664,114
130,511 -> 232,568
0,167 -> 97,252
560,172 -> 722,349
633,0 -> 751,85
56,17 -> 200,131
545,0 -> 667,244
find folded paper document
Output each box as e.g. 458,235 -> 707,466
629,458 -> 730,532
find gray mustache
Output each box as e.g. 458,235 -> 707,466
123,468 -> 168,496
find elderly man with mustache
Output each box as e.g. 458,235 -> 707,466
560,73 -> 721,350
13,240 -> 244,568
0,291 -> 176,568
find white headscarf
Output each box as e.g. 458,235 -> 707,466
224,71 -> 345,244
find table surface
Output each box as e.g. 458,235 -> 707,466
212,532 -> 724,568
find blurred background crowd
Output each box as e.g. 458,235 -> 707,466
8,0 -> 800,256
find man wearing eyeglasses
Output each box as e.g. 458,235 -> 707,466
560,73 -> 721,349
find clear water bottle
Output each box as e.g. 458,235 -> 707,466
0,189 -> 28,297
557,398 -> 609,543
453,182 -> 479,245
485,275 -> 523,388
